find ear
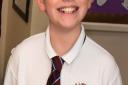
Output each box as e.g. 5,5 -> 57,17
36,0 -> 45,11
88,0 -> 94,9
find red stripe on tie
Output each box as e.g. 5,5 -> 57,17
47,56 -> 64,85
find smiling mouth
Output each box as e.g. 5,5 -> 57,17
57,6 -> 79,14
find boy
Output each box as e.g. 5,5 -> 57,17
4,0 -> 122,85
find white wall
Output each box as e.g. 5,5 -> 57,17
30,0 -> 48,35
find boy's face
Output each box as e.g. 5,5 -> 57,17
37,0 -> 92,29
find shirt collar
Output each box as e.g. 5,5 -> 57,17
46,25 -> 86,64
46,26 -> 57,59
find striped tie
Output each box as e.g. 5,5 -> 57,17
47,56 -> 64,85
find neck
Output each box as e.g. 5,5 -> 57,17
49,25 -> 81,56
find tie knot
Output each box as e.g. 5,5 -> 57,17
52,56 -> 64,72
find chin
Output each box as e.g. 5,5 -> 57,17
61,23 -> 80,30
62,21 -> 80,28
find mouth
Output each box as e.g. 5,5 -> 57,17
57,6 -> 79,14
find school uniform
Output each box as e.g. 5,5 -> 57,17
4,25 -> 122,85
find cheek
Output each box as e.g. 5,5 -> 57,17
45,1 -> 53,12
79,0 -> 90,7
46,0 -> 57,6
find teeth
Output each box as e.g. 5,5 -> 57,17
58,7 -> 78,14
57,6 -> 79,14
62,7 -> 75,13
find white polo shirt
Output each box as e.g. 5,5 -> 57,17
46,25 -> 86,64
4,25 -> 122,85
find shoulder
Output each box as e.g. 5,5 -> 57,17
9,32 -> 46,66
18,32 -> 45,47
4,32 -> 46,82
82,36 -> 122,84
81,36 -> 118,68
10,32 -> 46,60
81,36 -> 121,79
14,32 -> 45,52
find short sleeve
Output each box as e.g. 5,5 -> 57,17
101,56 -> 123,85
111,70 -> 123,85
4,48 -> 19,85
